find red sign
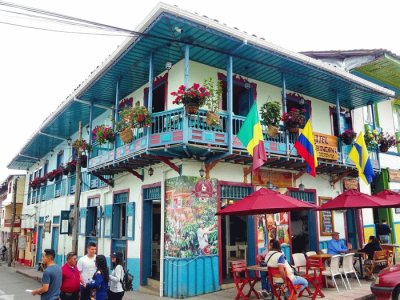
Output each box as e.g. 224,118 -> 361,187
194,179 -> 214,199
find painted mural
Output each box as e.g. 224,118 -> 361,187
257,213 -> 290,250
165,176 -> 218,258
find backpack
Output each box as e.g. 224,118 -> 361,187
120,268 -> 134,291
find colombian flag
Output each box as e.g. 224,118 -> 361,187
349,132 -> 375,185
237,103 -> 267,174
294,120 -> 318,177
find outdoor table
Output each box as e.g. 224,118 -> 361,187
347,250 -> 365,278
247,265 -> 268,272
381,244 -> 399,264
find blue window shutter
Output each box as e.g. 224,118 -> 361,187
126,202 -> 135,240
103,205 -> 112,238
112,204 -> 120,238
79,208 -> 87,236
97,206 -> 102,238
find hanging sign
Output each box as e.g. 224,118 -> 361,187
194,179 -> 214,199
389,169 -> 400,183
298,130 -> 338,160
252,170 -> 293,187
343,178 -> 359,191
60,210 -> 71,235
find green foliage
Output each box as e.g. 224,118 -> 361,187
202,77 -> 222,113
116,101 -> 151,131
260,101 -> 281,126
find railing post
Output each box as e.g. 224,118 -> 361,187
227,56 -> 233,153
336,93 -> 344,163
183,45 -> 190,144
113,80 -> 119,163
370,103 -> 380,169
147,52 -> 154,148
281,73 -> 289,156
88,101 -> 94,163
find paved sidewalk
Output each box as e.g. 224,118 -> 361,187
3,262 -> 374,299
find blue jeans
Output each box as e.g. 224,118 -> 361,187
292,275 -> 308,292
260,271 -> 271,292
380,235 -> 390,244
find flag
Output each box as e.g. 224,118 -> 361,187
237,103 -> 267,174
294,120 -> 318,177
349,132 -> 375,185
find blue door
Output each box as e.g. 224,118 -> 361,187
51,226 -> 60,264
346,210 -> 357,249
238,88 -> 252,116
36,226 -> 43,265
141,200 -> 153,285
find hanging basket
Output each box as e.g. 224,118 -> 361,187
62,168 -> 69,176
267,125 -> 279,137
205,111 -> 219,126
342,137 -> 355,145
81,155 -> 88,168
185,103 -> 200,115
136,114 -> 145,123
120,128 -> 133,144
379,144 -> 389,153
288,127 -> 300,133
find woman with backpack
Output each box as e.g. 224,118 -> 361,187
86,255 -> 109,300
108,251 -> 125,300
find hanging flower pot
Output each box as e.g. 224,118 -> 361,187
267,124 -> 279,137
120,127 -> 133,144
185,103 -> 200,115
81,155 -> 88,168
171,83 -> 208,115
205,111 -> 219,126
137,114 -> 145,123
62,167 -> 69,176
379,144 -> 389,153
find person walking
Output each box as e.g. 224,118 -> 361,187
60,252 -> 81,300
77,242 -> 97,300
86,255 -> 109,300
377,219 -> 391,244
31,249 -> 62,300
108,251 -> 125,300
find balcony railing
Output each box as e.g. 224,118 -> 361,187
87,108 -> 380,171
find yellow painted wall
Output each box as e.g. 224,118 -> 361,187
363,226 -> 375,244
394,223 -> 400,252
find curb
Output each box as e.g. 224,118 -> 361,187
356,294 -> 374,300
16,270 -> 42,283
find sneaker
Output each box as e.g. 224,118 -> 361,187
258,290 -> 270,299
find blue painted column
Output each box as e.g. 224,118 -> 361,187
183,45 -> 190,144
227,56 -> 233,153
88,101 -> 94,161
147,52 -> 154,148
281,73 -> 289,155
113,80 -> 119,163
335,93 -> 343,162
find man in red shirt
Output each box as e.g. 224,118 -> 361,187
60,252 -> 81,300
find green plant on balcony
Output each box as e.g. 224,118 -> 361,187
171,83 -> 209,114
202,78 -> 222,126
92,124 -> 115,145
364,129 -> 380,148
72,139 -> 92,153
116,101 -> 151,144
260,101 -> 281,137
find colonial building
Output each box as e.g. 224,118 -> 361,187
8,4 -> 395,298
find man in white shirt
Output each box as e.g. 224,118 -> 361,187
197,222 -> 216,254
77,242 -> 97,300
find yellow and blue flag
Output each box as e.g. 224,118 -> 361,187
348,132 -> 375,185
294,120 -> 318,177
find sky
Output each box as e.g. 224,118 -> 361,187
1,0 -> 399,182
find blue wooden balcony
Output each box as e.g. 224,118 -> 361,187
88,108 -> 379,176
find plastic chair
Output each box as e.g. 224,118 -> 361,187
292,253 -> 307,274
340,253 -> 361,289
305,251 -> 317,257
322,255 -> 347,292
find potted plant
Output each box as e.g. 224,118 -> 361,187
202,78 -> 222,126
30,176 -> 46,189
47,167 -> 63,181
364,129 -> 380,148
280,108 -> 306,132
339,129 -> 357,145
66,160 -> 77,174
260,101 -> 281,137
92,125 -> 115,145
378,132 -> 398,153
171,83 -> 209,114
72,139 -> 92,153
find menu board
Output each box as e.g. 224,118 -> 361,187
319,197 -> 334,236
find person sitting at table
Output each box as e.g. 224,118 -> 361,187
359,236 -> 382,261
327,232 -> 348,255
264,239 -> 308,296
257,247 -> 272,299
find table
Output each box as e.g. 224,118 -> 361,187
247,265 -> 268,272
307,254 -> 332,299
308,254 -> 332,261
381,244 -> 399,264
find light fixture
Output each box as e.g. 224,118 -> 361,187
50,149 -> 54,157
174,26 -> 183,34
345,111 -> 351,118
266,181 -> 274,189
199,166 -> 205,178
67,137 -> 72,146
244,82 -> 251,89
299,96 -> 305,105
165,61 -> 172,71
298,182 -> 305,191
148,167 -> 154,176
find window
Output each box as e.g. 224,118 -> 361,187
286,93 -> 311,122
144,73 -> 168,113
330,107 -> 352,136
363,106 -> 373,124
111,192 -> 135,240
86,197 -> 100,237
56,150 -> 64,167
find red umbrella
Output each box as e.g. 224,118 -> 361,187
315,189 -> 399,211
216,187 -> 316,216
375,190 -> 400,205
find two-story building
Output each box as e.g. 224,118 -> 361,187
8,3 -> 395,298
0,175 -> 25,263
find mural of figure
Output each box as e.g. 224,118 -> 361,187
197,222 -> 217,255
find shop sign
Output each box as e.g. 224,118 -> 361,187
318,197 -> 335,236
194,179 -> 214,199
44,221 -> 51,233
310,131 -> 338,161
252,170 -> 293,187
343,178 -> 359,191
389,169 -> 400,183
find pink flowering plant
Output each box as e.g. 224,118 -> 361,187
280,108 -> 306,129
92,125 -> 115,145
171,83 -> 210,107
339,129 -> 357,145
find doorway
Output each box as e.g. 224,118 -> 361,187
141,185 -> 162,286
35,226 -> 43,265
51,225 -> 59,264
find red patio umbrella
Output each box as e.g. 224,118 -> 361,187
216,187 -> 316,216
375,190 -> 400,205
315,189 -> 399,211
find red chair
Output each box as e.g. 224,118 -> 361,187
231,260 -> 260,300
268,267 -> 311,300
305,257 -> 325,300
